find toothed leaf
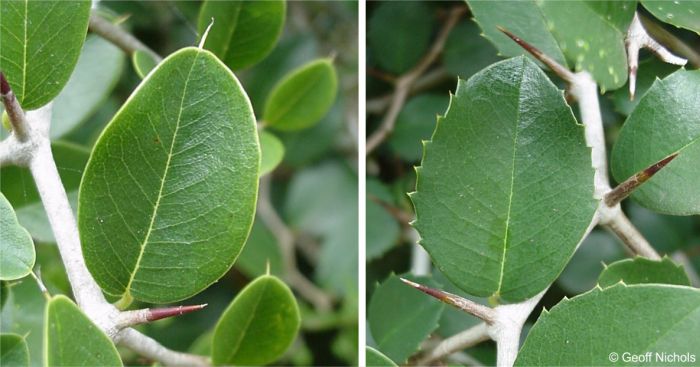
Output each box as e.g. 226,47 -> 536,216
411,57 -> 596,303
368,274 -> 444,364
517,284 -> 700,365
611,70 -> 700,215
366,347 -> 397,367
598,257 -> 691,287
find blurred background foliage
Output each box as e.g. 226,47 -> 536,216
366,1 -> 699,365
1,1 -> 358,366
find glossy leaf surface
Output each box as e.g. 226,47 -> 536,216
611,70 -> 700,215
0,0 -> 91,110
642,1 -> 700,33
198,0 -> 286,71
79,47 -> 260,303
131,50 -> 157,79
45,296 -> 122,366
211,275 -> 300,366
264,58 -> 337,131
259,130 -> 285,176
411,57 -> 596,302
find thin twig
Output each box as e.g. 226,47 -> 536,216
602,207 -> 661,260
366,7 -> 465,154
257,176 -> 333,312
417,323 -> 490,365
116,329 -> 209,367
88,11 -> 162,62
626,13 -> 686,99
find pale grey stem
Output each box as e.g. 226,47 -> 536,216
88,11 -> 162,62
626,13 -> 686,99
409,229 -> 431,276
116,328 -> 209,367
417,323 -> 490,365
257,176 -> 333,312
599,205 -> 660,260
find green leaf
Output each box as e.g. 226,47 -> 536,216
235,218 -> 284,278
51,35 -> 125,139
443,20 -> 501,79
78,47 -> 260,303
642,1 -> 700,34
0,0 -> 91,110
277,102 -> 343,167
598,257 -> 691,287
0,280 -> 46,366
516,284 -> 700,366
1,333 -> 29,367
259,130 -> 285,176
366,346 -> 397,367
131,50 -> 158,79
0,282 -> 7,311
211,275 -> 300,366
45,295 -> 122,366
411,57 -> 597,303
368,1 -> 434,74
537,1 -> 634,91
610,58 -> 680,116
263,58 -> 337,131
610,69 -> 700,215
469,0 -> 634,91
0,194 -> 34,281
368,274 -> 444,364
557,231 -> 624,295
432,269 -> 488,337
387,94 -> 448,162
468,1 -> 568,68
198,0 -> 286,71
627,202 -> 695,253
1,142 -> 89,243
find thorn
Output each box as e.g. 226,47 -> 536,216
497,26 -> 575,83
147,304 -> 207,322
198,17 -> 214,49
0,72 -> 10,95
604,152 -> 679,207
399,277 -> 495,323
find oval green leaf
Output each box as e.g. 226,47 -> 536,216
516,284 -> 700,365
1,279 -> 47,366
1,333 -> 29,367
611,70 -> 700,215
368,274 -> 444,364
197,0 -> 286,71
366,346 -> 397,367
642,1 -> 700,34
263,58 -> 337,131
259,130 -> 285,176
131,50 -> 158,79
0,193 -> 35,281
411,57 -> 597,303
79,47 -> 260,303
211,275 -> 300,366
0,0 -> 91,110
51,35 -> 125,139
598,257 -> 691,288
45,295 -> 122,366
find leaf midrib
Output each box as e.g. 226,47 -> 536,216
495,59 -> 526,296
223,280 -> 269,363
121,52 -> 200,298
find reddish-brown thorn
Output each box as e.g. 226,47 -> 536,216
399,277 -> 495,323
497,26 -> 575,82
147,304 -> 208,322
605,152 -> 679,207
0,72 -> 10,95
